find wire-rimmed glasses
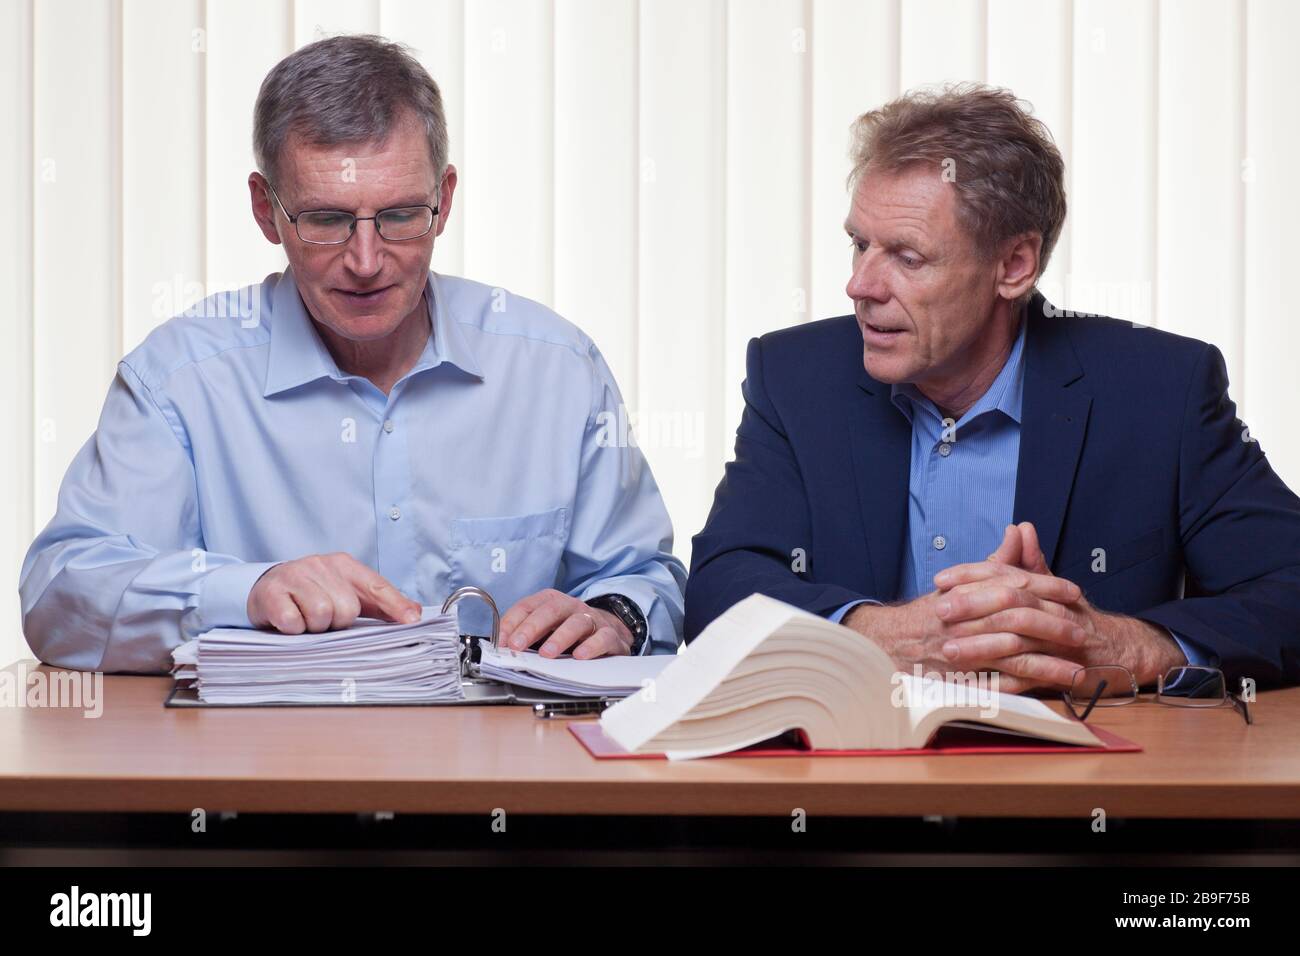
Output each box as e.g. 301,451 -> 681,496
1062,664 -> 1252,726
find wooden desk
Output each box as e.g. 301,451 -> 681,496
1,662 -> 1295,818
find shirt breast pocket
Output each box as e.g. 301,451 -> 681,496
447,507 -> 571,627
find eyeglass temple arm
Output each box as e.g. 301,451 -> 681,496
1230,687 -> 1253,725
1164,668 -> 1253,726
1063,678 -> 1108,722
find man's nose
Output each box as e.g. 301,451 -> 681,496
846,248 -> 888,303
343,218 -> 383,277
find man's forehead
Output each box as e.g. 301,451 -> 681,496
277,125 -> 436,203
847,167 -> 955,233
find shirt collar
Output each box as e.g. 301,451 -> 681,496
890,314 -> 1027,428
264,268 -> 482,397
424,271 -> 483,380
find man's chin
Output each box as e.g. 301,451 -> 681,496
313,306 -> 407,342
310,289 -> 421,339
862,349 -> 913,385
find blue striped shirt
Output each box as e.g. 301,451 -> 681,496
891,320 -> 1025,601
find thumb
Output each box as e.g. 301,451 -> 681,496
1018,521 -> 1051,575
988,524 -> 1022,565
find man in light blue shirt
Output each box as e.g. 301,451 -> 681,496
20,35 -> 685,674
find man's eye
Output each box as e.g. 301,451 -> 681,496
304,213 -> 350,227
850,238 -> 868,254
383,210 -> 420,223
898,252 -> 922,268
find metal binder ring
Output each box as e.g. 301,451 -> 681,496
441,586 -> 501,649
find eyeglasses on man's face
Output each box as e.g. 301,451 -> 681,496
1062,664 -> 1252,726
265,181 -> 438,244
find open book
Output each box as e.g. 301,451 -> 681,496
599,594 -> 1105,760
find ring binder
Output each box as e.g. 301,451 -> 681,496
441,585 -> 501,649
164,584 -> 652,709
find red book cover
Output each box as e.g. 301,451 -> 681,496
569,720 -> 1141,759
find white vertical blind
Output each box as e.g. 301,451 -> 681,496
554,0 -> 639,395
901,0 -> 986,89
122,0 -> 204,354
723,0 -> 811,448
205,0 -> 291,291
378,0 -> 466,277
462,0 -> 555,306
4,0 -> 1298,667
986,0 -> 1071,296
1156,0 -> 1245,390
809,0 -> 898,322
637,0 -> 729,560
1244,0 -> 1300,484
1070,0 -> 1159,326
33,0 -> 121,531
1,0 -> 36,674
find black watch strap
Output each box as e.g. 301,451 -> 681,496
585,593 -> 648,654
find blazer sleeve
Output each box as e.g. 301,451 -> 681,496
684,336 -> 871,641
1136,344 -> 1300,688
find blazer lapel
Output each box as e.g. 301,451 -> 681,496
848,372 -> 912,601
1014,295 -> 1092,570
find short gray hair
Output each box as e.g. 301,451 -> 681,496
253,34 -> 449,188
848,83 -> 1067,275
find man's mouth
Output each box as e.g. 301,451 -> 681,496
334,285 -> 393,304
861,319 -> 906,341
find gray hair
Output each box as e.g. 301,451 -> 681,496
253,34 -> 449,189
848,83 -> 1067,276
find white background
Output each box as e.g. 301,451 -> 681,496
3,0 -> 1298,668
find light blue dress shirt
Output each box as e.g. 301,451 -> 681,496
828,320 -> 1204,668
20,268 -> 686,672
891,319 -> 1027,602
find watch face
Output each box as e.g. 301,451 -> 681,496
594,595 -> 645,643
622,599 -> 646,630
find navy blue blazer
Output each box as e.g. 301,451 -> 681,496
685,293 -> 1300,688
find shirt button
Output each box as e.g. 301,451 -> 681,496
938,442 -> 952,457
389,507 -> 401,521
932,535 -> 947,551
383,419 -> 395,433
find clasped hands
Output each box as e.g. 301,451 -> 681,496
843,522 -> 1186,694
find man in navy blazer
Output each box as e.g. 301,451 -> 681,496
686,85 -> 1300,693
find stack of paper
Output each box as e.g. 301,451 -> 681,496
475,644 -> 674,698
171,607 -> 464,704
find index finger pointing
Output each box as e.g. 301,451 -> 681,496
340,561 -> 421,624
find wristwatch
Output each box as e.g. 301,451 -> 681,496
585,593 -> 648,655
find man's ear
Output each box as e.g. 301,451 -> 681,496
248,172 -> 283,245
433,164 -> 458,239
995,232 -> 1041,302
